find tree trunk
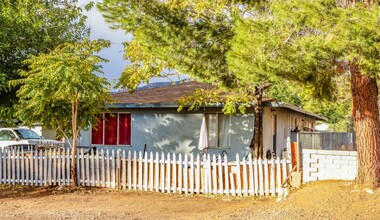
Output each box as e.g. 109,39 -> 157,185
249,98 -> 263,159
350,63 -> 380,188
70,98 -> 79,187
249,84 -> 269,159
70,136 -> 78,187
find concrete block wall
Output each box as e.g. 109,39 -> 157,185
303,149 -> 357,183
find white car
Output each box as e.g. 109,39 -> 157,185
0,128 -> 63,150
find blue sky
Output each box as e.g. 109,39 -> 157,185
78,0 -> 130,86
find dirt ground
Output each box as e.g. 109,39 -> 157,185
0,180 -> 379,220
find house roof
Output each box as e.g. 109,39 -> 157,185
110,81 -> 326,121
111,81 -> 214,104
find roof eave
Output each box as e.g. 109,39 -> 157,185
107,102 -> 327,121
265,101 -> 327,121
106,103 -> 225,109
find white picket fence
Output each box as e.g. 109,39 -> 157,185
0,147 -> 291,197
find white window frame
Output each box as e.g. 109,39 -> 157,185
205,113 -> 231,149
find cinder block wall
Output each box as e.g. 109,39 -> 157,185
302,149 -> 357,183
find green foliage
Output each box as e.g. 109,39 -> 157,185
306,99 -> 352,131
10,39 -> 111,145
98,1 -> 369,122
98,0 -> 356,126
227,0 -> 380,131
301,73 -> 352,131
99,0 -> 236,87
229,0 -> 380,98
99,0 -> 273,115
0,0 -> 90,122
99,0 -> 380,160
177,87 -> 252,114
266,79 -> 352,130
266,82 -> 303,107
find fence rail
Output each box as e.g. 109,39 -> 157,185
0,147 -> 291,197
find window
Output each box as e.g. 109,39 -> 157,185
205,113 -> 230,148
91,113 -> 131,145
0,130 -> 17,141
14,129 -> 41,139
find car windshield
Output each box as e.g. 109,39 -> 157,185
14,129 -> 42,140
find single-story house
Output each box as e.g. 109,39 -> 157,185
77,81 -> 325,158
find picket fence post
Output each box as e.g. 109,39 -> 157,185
166,153 -> 171,193
178,153 -> 183,193
212,154 -> 217,194
218,154 -> 223,195
128,150 -> 132,190
25,149 -> 29,185
184,154 -> 188,194
190,154 -> 194,194
154,152 -> 159,192
149,152 -> 154,191
224,154 -> 229,195
122,150 -> 126,190
243,157 -> 248,196
277,157 -> 283,196
172,153 -> 177,193
144,152 -> 148,191
196,154 -> 200,194
12,149 -> 16,185
270,158 -> 276,196
248,154 -> 254,196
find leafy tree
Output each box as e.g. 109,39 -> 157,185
10,39 -> 111,187
228,0 -> 380,188
98,0 -> 277,158
0,0 -> 90,124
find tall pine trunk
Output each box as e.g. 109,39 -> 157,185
350,63 -> 380,188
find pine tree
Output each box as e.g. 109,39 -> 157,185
99,0 -> 380,188
229,0 -> 380,188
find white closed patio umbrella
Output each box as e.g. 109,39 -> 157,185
198,116 -> 209,152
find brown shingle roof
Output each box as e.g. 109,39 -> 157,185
110,81 -> 326,120
111,81 -> 214,104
